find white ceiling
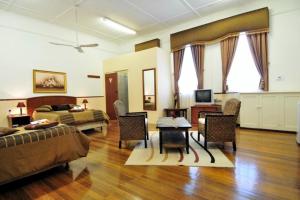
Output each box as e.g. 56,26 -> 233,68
0,0 -> 256,42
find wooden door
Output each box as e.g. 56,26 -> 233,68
105,73 -> 118,120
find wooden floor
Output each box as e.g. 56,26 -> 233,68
0,121 -> 299,200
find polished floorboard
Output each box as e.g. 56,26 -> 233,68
0,121 -> 299,200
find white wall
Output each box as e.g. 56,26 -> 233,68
119,0 -> 300,93
0,10 -> 119,99
156,48 -> 173,117
103,47 -> 172,123
269,6 -> 300,91
103,48 -> 157,123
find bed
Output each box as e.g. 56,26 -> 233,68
0,124 -> 90,185
27,96 -> 109,131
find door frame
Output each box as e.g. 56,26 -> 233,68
105,72 -> 118,120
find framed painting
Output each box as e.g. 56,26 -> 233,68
33,70 -> 67,93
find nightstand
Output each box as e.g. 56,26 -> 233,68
7,115 -> 31,128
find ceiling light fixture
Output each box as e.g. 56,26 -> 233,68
99,17 -> 136,35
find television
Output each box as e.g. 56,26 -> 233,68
195,89 -> 214,104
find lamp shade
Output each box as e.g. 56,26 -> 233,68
17,102 -> 26,108
82,99 -> 88,104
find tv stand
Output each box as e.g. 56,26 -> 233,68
191,104 -> 222,125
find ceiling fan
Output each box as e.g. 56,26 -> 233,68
49,4 -> 98,53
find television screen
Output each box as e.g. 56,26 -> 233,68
195,89 -> 213,103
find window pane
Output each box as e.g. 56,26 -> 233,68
178,47 -> 198,94
227,34 -> 260,92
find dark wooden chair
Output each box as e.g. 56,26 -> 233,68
113,100 -> 148,148
198,98 -> 241,151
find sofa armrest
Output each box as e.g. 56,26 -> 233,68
126,112 -> 148,118
118,115 -> 147,140
204,115 -> 236,139
198,111 -> 223,118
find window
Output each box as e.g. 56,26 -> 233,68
227,33 -> 260,92
178,46 -> 198,94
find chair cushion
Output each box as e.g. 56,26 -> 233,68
24,121 -> 59,130
51,104 -> 71,111
198,118 -> 205,124
35,105 -> 53,112
198,118 -> 205,133
69,106 -> 84,112
36,107 -> 52,112
113,100 -> 127,116
0,127 -> 19,136
223,98 -> 241,116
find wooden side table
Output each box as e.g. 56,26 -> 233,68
164,108 -> 188,118
191,104 -> 222,125
7,115 -> 31,128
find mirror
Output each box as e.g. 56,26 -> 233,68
143,68 -> 156,110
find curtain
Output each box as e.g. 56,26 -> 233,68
170,8 -> 269,51
220,36 -> 239,93
246,32 -> 269,91
191,45 -> 205,89
173,49 -> 185,108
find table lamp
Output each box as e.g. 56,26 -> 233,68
82,99 -> 88,110
17,102 -> 26,115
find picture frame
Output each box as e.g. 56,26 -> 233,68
33,70 -> 67,93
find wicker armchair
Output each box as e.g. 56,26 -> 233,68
198,98 -> 241,151
113,100 -> 148,148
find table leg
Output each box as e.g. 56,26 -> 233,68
159,130 -> 163,154
185,130 -> 189,154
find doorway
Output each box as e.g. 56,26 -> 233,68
105,71 -> 128,120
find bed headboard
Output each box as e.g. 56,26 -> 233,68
27,96 -> 76,116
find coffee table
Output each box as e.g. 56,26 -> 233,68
156,117 -> 192,154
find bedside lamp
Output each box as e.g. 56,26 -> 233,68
82,99 -> 88,110
17,102 -> 26,115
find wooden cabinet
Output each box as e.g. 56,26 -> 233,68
261,95 -> 281,130
191,104 -> 222,125
240,93 -> 300,131
239,95 -> 260,128
283,95 -> 300,131
7,115 -> 31,128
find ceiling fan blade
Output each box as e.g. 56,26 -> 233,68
79,43 -> 98,48
49,42 -> 74,47
75,47 -> 84,53
48,6 -> 97,54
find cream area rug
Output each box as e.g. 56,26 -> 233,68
125,131 -> 234,167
